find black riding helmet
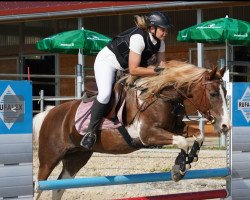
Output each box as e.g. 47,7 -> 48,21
146,11 -> 174,29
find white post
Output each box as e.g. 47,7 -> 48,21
197,9 -> 205,134
76,64 -> 83,99
39,90 -> 44,112
219,58 -> 226,147
78,18 -> 85,96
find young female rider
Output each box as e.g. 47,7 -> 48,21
80,11 -> 174,149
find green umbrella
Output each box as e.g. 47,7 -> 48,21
177,16 -> 250,71
36,28 -> 112,55
177,16 -> 250,45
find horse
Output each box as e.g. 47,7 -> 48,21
33,60 -> 231,200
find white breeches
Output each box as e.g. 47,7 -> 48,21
94,51 -> 118,104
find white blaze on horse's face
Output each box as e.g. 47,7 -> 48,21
208,84 -> 231,134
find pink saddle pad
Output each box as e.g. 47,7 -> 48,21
75,100 -> 124,136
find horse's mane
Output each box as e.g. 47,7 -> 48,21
127,60 -> 208,100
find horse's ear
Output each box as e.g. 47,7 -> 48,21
207,67 -> 217,80
219,66 -> 226,77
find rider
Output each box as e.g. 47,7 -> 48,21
80,11 -> 174,150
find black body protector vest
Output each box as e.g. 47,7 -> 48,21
107,27 -> 161,69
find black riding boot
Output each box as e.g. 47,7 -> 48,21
80,99 -> 108,150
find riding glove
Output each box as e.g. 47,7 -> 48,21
154,66 -> 165,75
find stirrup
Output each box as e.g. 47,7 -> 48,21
80,132 -> 97,150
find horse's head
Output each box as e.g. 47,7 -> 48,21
191,66 -> 231,134
126,60 -> 231,135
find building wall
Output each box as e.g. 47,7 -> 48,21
0,59 -> 18,80
0,5 -> 249,97
59,54 -> 77,97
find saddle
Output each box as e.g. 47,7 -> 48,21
82,79 -> 127,122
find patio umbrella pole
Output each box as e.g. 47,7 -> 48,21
225,39 -> 228,68
76,62 -> 83,99
77,47 -> 84,98
77,19 -> 84,99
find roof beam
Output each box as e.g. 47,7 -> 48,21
0,1 -> 249,24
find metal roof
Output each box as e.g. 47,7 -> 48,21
0,1 -> 160,16
0,1 -> 249,23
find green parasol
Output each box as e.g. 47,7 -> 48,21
177,16 -> 250,45
36,28 -> 112,55
177,16 -> 250,74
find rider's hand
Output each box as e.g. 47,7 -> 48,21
159,61 -> 166,66
154,66 -> 165,75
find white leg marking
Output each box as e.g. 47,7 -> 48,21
52,170 -> 74,200
34,179 -> 42,200
173,135 -> 188,152
193,129 -> 204,146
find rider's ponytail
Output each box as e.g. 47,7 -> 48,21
134,15 -> 147,31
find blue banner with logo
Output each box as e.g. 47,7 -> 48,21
232,83 -> 250,127
0,81 -> 32,134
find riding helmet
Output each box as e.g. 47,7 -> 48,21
146,11 -> 174,29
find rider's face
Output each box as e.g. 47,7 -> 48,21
155,27 -> 168,40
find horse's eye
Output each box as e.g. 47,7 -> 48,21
210,92 -> 219,97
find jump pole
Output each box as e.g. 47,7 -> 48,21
115,189 -> 228,200
37,167 -> 230,191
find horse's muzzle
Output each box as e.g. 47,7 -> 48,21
217,123 -> 231,135
208,115 -> 216,125
222,123 -> 231,133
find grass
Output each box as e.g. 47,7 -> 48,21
201,146 -> 226,150
149,167 -> 171,172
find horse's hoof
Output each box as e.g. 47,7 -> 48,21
171,165 -> 185,182
193,156 -> 198,162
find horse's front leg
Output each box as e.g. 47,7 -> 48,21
185,125 -> 205,164
172,125 -> 205,182
139,127 -> 190,182
171,135 -> 190,182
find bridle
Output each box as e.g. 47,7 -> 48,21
172,73 -> 223,124
128,72 -> 223,125
154,72 -> 223,124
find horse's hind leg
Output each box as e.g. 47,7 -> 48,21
52,150 -> 93,200
33,183 -> 42,200
34,161 -> 61,200
34,148 -> 65,200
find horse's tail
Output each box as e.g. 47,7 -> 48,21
33,106 -> 55,143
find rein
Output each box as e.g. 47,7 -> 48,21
128,90 -> 158,125
127,73 -> 222,125
165,74 -> 222,124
